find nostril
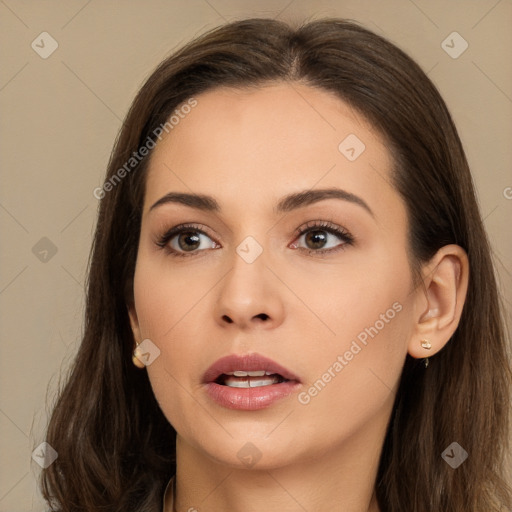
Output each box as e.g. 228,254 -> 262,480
255,313 -> 269,321
222,315 -> 233,323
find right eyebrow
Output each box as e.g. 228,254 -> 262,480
149,192 -> 220,213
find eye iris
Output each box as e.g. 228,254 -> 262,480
178,231 -> 200,251
306,230 -> 327,249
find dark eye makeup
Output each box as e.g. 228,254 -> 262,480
154,219 -> 355,259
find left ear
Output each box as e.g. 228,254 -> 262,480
408,244 -> 469,359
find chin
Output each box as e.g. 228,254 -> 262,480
193,434 -> 310,472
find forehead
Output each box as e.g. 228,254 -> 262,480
143,82 -> 396,218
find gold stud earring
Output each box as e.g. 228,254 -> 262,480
420,339 -> 432,350
421,339 -> 431,368
132,344 -> 145,369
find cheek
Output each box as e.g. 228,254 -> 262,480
292,255 -> 413,439
290,244 -> 412,347
132,255 -> 211,423
132,228 -> 414,450
132,247 -> 213,338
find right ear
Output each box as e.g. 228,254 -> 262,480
127,303 -> 142,346
125,277 -> 142,346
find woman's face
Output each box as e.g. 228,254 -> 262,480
129,82 -> 418,469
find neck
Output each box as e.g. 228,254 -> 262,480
169,418 -> 387,512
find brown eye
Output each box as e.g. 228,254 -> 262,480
176,231 -> 201,252
168,230 -> 217,255
294,223 -> 353,254
156,224 -> 219,258
304,230 -> 329,250
291,220 -> 354,256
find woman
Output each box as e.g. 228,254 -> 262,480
40,17 -> 511,511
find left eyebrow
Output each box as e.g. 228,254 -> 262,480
274,188 -> 374,217
149,187 -> 374,218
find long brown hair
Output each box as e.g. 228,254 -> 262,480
40,18 -> 512,511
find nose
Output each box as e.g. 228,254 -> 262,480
213,245 -> 285,331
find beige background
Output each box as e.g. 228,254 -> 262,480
0,0 -> 511,510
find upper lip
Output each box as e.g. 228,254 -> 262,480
202,353 -> 301,384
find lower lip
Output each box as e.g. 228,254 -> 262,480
204,380 -> 301,410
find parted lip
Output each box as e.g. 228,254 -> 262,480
202,353 -> 301,384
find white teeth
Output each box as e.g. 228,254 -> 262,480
231,370 -> 271,377
223,375 -> 281,388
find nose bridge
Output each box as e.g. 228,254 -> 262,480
224,233 -> 268,304
214,230 -> 284,328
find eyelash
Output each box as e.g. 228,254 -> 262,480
155,220 -> 355,258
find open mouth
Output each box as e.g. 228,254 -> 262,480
203,357 -> 301,410
214,371 -> 289,388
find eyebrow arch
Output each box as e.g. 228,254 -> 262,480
275,188 -> 373,217
149,187 -> 374,217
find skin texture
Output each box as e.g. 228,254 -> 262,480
128,82 -> 469,512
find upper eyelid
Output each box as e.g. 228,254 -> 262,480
294,219 -> 350,235
162,220 -> 347,237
